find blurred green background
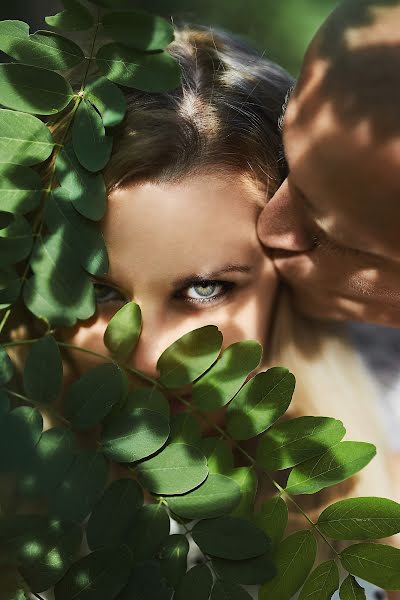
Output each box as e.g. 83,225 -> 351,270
0,0 -> 338,75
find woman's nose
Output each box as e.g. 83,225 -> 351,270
257,179 -> 314,252
130,326 -> 163,381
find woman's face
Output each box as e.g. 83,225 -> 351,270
60,172 -> 278,382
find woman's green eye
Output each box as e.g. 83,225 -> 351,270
180,281 -> 235,304
93,283 -> 125,304
187,283 -> 223,299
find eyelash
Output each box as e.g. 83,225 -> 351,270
92,280 -> 236,307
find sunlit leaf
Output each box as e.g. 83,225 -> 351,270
103,302 -> 141,361
23,231 -> 95,327
157,325 -> 222,388
55,545 -> 132,600
286,441 -> 376,495
192,340 -> 262,411
85,76 -> 126,127
65,362 -> 125,431
125,504 -> 170,561
226,367 -> 295,440
0,163 -> 43,214
0,215 -> 32,265
341,543 -> 400,590
192,516 -> 270,560
257,416 -> 346,470
175,564 -> 213,600
45,0 -> 95,31
0,109 -> 54,166
0,406 -> 42,472
45,188 -> 109,277
227,466 -> 257,519
197,437 -> 234,475
0,345 -> 14,385
253,496 -> 288,549
23,336 -> 63,405
87,478 -> 143,550
318,496 -> 400,541
259,531 -> 317,600
298,560 -> 339,600
136,442 -> 208,494
118,560 -> 172,600
339,575 -> 366,599
97,43 -> 181,92
72,99 -> 113,172
167,474 -> 241,519
169,412 -> 201,444
101,11 -> 174,51
101,407 -> 169,463
0,21 -> 84,70
210,580 -> 252,599
55,143 -> 106,221
0,63 -> 73,115
48,450 -> 108,522
213,553 -> 275,585
160,534 -> 189,589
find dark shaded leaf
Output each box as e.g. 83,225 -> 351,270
0,406 -> 42,472
46,0 -> 95,31
72,99 -> 113,172
0,215 -> 32,266
210,580 -> 252,599
213,553 -> 275,585
123,387 -> 169,418
0,345 -> 13,385
101,11 -> 174,51
0,267 -> 21,310
23,336 -> 63,405
175,564 -> 213,600
253,496 -> 288,549
118,560 -> 172,600
226,467 -> 257,519
197,437 -> 234,475
85,77 -> 126,127
125,504 -> 170,561
0,163 -> 43,214
169,412 -> 201,444
160,534 -> 189,589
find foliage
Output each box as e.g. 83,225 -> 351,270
0,2 -> 399,599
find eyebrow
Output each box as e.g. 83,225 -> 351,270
172,264 -> 253,289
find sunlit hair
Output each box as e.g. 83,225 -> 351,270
104,26 -> 293,198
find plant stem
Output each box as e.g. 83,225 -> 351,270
5,389 -> 71,429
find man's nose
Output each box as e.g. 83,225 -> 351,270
257,179 -> 314,252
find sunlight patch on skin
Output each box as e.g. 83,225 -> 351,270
345,5 -> 400,49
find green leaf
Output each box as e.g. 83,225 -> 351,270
48,450 -> 108,522
253,496 -> 288,549
64,362 -> 125,431
72,99 -> 113,172
18,427 -> 77,497
298,560 -> 339,600
160,534 -> 189,589
259,531 -> 317,600
45,188 -> 109,276
118,560 -> 172,600
192,340 -> 262,411
87,478 -> 143,550
257,416 -> 346,470
101,407 -> 169,463
318,496 -> 400,540
85,76 -> 126,127
0,163 -> 43,214
101,11 -> 174,51
55,143 -> 106,221
103,302 -> 141,361
157,325 -> 222,388
226,367 -> 295,440
97,43 -> 181,92
0,345 -> 13,385
24,231 -> 96,327
136,443 -> 208,495
197,437 -> 234,475
20,520 -> 82,593
0,63 -> 73,115
55,545 -> 132,600
0,21 -> 84,70
167,473 -> 241,520
0,215 -> 33,266
213,553 -> 276,585
286,441 -> 377,495
125,504 -> 170,561
0,406 -> 42,472
226,467 -> 257,519
175,564 -> 213,600
0,109 -> 54,166
0,514 -> 47,563
0,267 -> 21,310
192,516 -> 270,560
169,412 -> 201,444
0,389 -> 10,421
45,0 -> 95,31
341,543 -> 400,590
210,580 -> 252,599
339,575 -> 366,600
23,336 -> 63,405
123,387 -> 169,417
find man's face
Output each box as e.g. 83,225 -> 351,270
258,3 -> 400,325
